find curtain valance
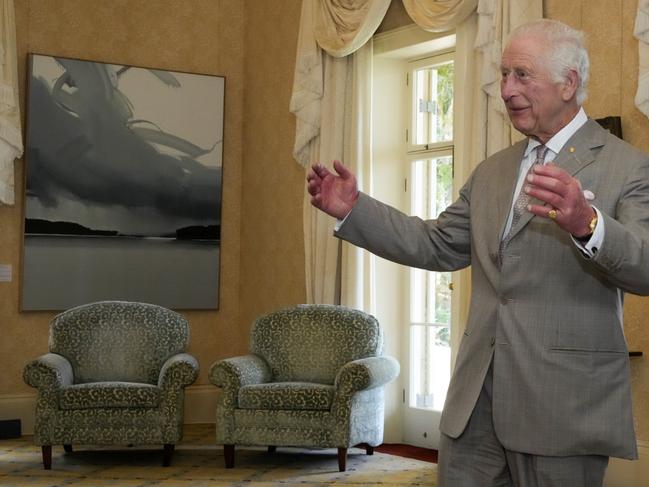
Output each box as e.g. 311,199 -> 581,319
402,0 -> 477,33
315,0 -> 391,58
314,0 -> 478,58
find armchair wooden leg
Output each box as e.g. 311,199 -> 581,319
365,445 -> 374,455
163,444 -> 174,467
224,444 -> 235,468
337,447 -> 347,472
41,445 -> 52,470
63,444 -> 73,453
267,445 -> 276,453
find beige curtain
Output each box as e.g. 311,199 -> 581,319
291,0 -> 388,305
339,41 -> 373,311
0,0 -> 23,205
300,50 -> 351,304
635,0 -> 649,119
315,0 -> 391,58
292,0 -> 353,304
402,0 -> 477,32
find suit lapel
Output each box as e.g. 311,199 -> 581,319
553,119 -> 604,176
502,119 -> 606,244
486,141 -> 527,256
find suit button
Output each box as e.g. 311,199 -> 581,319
499,296 -> 508,305
490,337 -> 496,346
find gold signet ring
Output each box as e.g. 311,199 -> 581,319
548,209 -> 558,220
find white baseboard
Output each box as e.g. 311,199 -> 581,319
604,440 -> 649,487
0,385 -> 218,436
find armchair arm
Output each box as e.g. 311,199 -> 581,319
157,353 -> 198,442
23,353 -> 74,390
158,353 -> 199,390
334,356 -> 400,394
331,356 -> 400,447
208,354 -> 271,407
209,354 -> 271,388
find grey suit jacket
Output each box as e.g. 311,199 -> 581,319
335,119 -> 649,459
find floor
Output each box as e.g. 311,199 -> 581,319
0,424 -> 438,486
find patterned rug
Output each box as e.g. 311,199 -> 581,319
0,424 -> 436,486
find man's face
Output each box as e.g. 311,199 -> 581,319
500,35 -> 578,142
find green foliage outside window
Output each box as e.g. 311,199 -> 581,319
435,63 -> 454,142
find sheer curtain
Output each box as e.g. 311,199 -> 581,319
339,41 -> 373,311
292,0 -> 543,308
290,0 -> 389,304
0,0 -> 23,205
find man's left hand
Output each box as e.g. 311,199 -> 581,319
524,162 -> 595,238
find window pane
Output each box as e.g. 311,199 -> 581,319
409,155 -> 453,411
415,70 -> 427,145
413,62 -> 454,146
410,324 -> 451,410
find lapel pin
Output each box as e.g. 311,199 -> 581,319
569,147 -> 576,153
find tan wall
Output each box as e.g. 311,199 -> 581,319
1,0 -> 250,394
239,0 -> 306,328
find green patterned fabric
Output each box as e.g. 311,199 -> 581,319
209,304 -> 399,451
23,301 -> 199,448
58,382 -> 161,410
239,382 -> 334,410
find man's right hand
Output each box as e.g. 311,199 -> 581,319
306,160 -> 359,219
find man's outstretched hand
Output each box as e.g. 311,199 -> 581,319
306,160 -> 359,220
525,162 -> 596,238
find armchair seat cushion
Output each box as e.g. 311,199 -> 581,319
59,382 -> 161,410
238,382 -> 334,411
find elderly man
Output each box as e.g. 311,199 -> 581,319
307,19 -> 649,487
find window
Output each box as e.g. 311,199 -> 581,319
407,52 -> 454,411
372,26 -> 460,445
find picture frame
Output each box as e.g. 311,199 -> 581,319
595,116 -> 623,140
22,54 -> 225,310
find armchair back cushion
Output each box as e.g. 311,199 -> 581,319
49,301 -> 189,384
250,304 -> 383,384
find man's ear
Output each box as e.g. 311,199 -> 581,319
561,69 -> 579,101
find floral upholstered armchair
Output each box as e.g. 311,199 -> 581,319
209,304 -> 399,472
23,301 -> 199,469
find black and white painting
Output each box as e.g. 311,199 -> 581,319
22,54 -> 225,310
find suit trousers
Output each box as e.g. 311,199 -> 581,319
437,361 -> 609,487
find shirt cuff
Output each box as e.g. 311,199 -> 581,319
572,207 -> 604,258
334,210 -> 353,231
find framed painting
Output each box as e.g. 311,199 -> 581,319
595,116 -> 623,139
21,54 -> 225,310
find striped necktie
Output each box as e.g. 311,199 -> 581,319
501,144 -> 548,248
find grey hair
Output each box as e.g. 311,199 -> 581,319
507,19 -> 590,105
